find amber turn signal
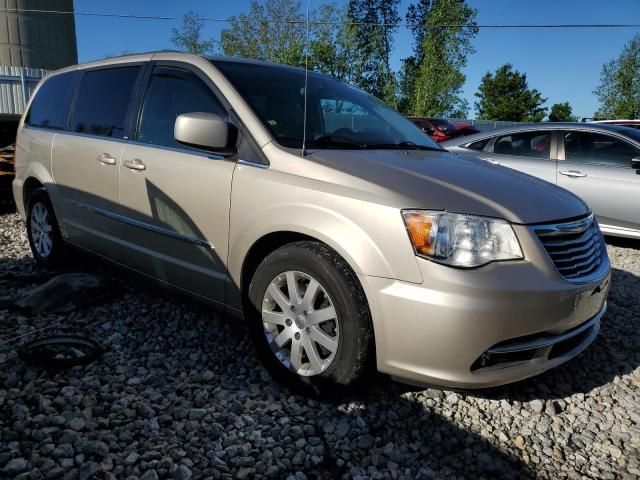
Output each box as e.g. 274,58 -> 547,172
403,211 -> 436,256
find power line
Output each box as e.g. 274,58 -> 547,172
0,7 -> 639,29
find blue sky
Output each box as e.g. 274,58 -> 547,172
74,0 -> 640,119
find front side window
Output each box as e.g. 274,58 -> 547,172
137,67 -> 226,149
213,60 -> 441,151
493,131 -> 552,159
564,131 -> 639,167
25,72 -> 79,130
70,66 -> 140,138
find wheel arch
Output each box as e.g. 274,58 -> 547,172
22,176 -> 45,207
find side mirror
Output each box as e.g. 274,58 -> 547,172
632,156 -> 640,170
174,112 -> 235,155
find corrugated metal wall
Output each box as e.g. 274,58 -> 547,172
0,0 -> 76,115
0,64 -> 44,114
0,0 -> 77,70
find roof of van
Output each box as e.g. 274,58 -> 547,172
47,51 -> 311,76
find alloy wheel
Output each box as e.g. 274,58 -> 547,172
262,270 -> 339,376
30,203 -> 53,258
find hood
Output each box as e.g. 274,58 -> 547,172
304,149 -> 589,225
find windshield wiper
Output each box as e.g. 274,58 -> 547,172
364,141 -> 444,151
311,135 -> 367,149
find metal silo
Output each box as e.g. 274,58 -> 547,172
0,0 -> 77,115
0,0 -> 77,198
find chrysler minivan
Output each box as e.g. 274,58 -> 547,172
13,52 -> 610,393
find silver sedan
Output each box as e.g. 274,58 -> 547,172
443,123 -> 640,239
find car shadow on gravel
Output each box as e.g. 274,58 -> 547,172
604,235 -> 640,250
0,254 -> 538,479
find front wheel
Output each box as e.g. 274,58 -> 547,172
247,241 -> 374,395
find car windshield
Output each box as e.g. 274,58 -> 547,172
213,60 -> 442,151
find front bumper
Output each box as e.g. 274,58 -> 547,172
362,246 -> 610,389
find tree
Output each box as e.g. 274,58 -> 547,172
475,64 -> 547,122
400,0 -> 477,117
171,11 -> 214,55
548,102 -> 577,122
347,0 -> 401,104
594,34 -> 640,119
308,3 -> 359,83
219,0 -> 306,67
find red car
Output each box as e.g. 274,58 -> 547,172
409,117 -> 480,143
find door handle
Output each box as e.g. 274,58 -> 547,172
123,159 -> 146,171
96,153 -> 116,165
559,170 -> 587,178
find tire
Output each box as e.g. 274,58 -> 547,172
26,188 -> 68,268
246,241 -> 374,396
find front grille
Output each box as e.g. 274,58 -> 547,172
533,215 -> 604,281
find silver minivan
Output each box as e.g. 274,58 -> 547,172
13,52 -> 610,394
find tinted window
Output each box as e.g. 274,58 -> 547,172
70,66 -> 140,138
564,131 -> 639,167
493,131 -> 552,159
25,72 -> 78,130
465,138 -> 490,151
214,60 -> 441,150
137,67 -> 225,149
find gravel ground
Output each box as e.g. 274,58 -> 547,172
0,209 -> 639,480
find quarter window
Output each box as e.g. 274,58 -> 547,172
465,138 -> 490,151
493,131 -> 552,159
564,131 -> 639,167
70,66 -> 140,138
25,72 -> 79,130
137,67 -> 226,149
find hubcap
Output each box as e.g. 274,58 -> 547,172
262,271 -> 339,376
30,203 -> 53,258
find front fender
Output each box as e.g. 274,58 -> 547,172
226,164 -> 423,307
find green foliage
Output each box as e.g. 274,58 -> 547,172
219,0 -> 306,66
594,35 -> 640,119
308,3 -> 360,82
548,102 -> 577,122
171,11 -> 214,55
475,64 -> 547,122
401,0 -> 477,117
347,0 -> 400,104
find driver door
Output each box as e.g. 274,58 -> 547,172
116,65 -> 235,302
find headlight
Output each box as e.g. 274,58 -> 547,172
402,210 -> 523,268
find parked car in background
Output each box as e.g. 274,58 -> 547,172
409,117 -> 479,143
592,119 -> 640,131
13,53 -> 609,393
443,123 -> 640,239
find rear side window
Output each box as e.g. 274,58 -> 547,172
25,72 -> 78,130
564,131 -> 640,167
465,138 -> 490,151
70,66 -> 140,138
493,131 -> 552,159
137,66 -> 225,149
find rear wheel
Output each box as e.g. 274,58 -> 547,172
26,188 -> 68,268
247,241 -> 373,395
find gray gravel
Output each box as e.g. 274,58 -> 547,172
0,210 -> 639,480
